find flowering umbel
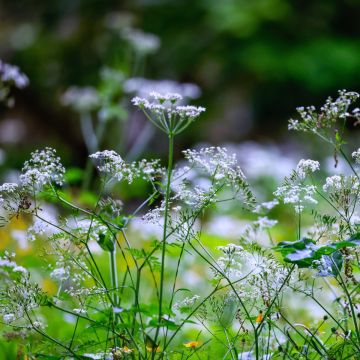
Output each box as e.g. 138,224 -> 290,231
132,91 -> 205,135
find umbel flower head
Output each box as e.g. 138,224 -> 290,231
132,91 -> 205,135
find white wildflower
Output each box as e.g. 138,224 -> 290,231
73,308 -> 86,314
173,295 -> 200,312
61,86 -> 100,112
218,243 -> 243,255
0,60 -> 29,88
20,148 -> 65,188
132,92 -> 206,134
142,202 -> 165,225
13,265 -> 28,274
254,216 -> 278,230
254,199 -> 279,214
3,313 -> 16,323
296,159 -> 320,180
122,28 -> 160,54
323,174 -> 360,196
183,147 -> 246,186
289,90 -> 359,133
352,148 -> 360,164
274,184 -> 317,213
323,175 -> 343,192
90,150 -> 162,183
50,267 -> 69,282
0,183 -> 18,193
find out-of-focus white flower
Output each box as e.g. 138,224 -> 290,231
61,86 -> 100,112
13,265 -> 28,274
206,216 -> 245,239
254,216 -> 278,230
3,313 -> 16,323
254,200 -> 279,214
228,142 -> 297,182
352,148 -> 360,164
0,59 -> 29,88
50,267 -> 69,282
121,28 -> 160,54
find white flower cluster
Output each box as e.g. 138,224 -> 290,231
172,180 -> 216,210
254,199 -> 279,214
244,254 -> 293,304
289,90 -> 359,132
0,254 -> 28,275
173,294 -> 200,312
121,28 -> 160,54
0,182 -> 18,194
217,243 -> 243,255
20,147 -> 65,189
49,253 -> 91,293
142,202 -> 165,224
274,159 -> 321,213
3,313 -> 16,324
0,59 -> 29,88
66,217 -> 107,242
217,243 -> 244,280
274,184 -> 317,213
50,267 -> 70,282
132,92 -> 205,117
183,147 -> 246,186
296,159 -> 320,180
61,86 -> 100,112
352,148 -> 360,164
254,216 -> 278,230
215,248 -> 294,304
90,150 -> 163,183
323,174 -> 359,194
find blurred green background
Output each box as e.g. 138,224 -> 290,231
0,0 -> 359,171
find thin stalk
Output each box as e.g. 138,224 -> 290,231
154,133 -> 174,350
110,249 -> 119,307
25,309 -> 79,358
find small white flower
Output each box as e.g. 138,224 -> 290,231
0,183 -> 19,194
254,200 -> 279,214
50,267 -> 69,282
218,243 -> 243,254
3,313 -> 16,323
0,60 -> 29,88
254,216 -> 278,230
122,28 -> 160,54
13,265 -> 28,274
21,148 -> 65,189
323,175 -> 343,192
352,148 -> 360,164
296,159 -> 320,180
73,308 -> 86,314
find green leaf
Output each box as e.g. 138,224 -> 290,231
274,238 -> 319,268
274,234 -> 360,274
219,298 -> 237,329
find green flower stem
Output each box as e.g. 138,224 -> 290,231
110,248 -> 119,307
24,309 -> 80,358
335,269 -> 360,346
154,133 -> 174,351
